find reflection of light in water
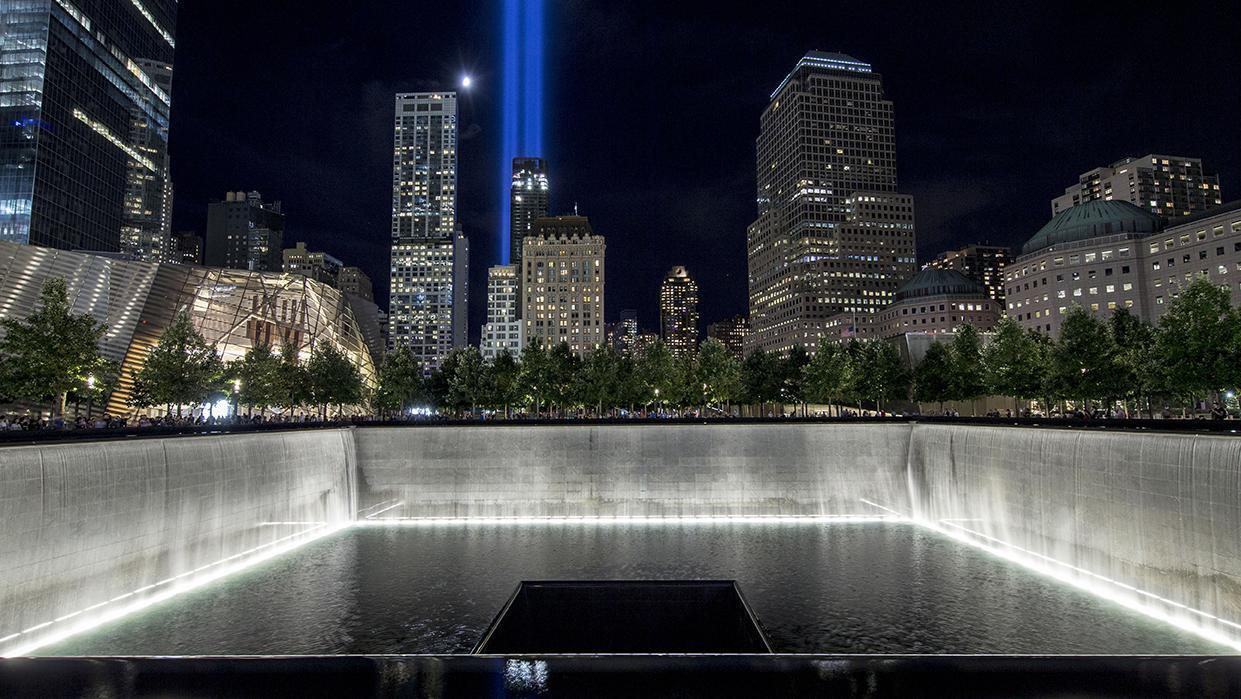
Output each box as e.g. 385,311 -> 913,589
858,497 -> 1241,653
504,659 -> 548,693
2,523 -> 347,657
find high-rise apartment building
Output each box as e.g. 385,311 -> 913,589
283,242 -> 342,286
925,244 -> 1011,306
706,315 -> 750,360
480,264 -> 523,362
1051,155 -> 1222,219
659,266 -> 700,357
388,92 -> 468,369
606,309 -> 640,354
0,1 -> 177,259
338,266 -> 373,302
510,157 -> 549,265
746,52 -> 915,354
205,191 -> 284,272
522,215 -> 605,356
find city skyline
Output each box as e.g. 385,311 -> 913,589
129,1 -> 1240,338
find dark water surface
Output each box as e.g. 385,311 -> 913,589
43,523 -> 1227,655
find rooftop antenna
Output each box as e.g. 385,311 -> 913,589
573,202 -> 579,216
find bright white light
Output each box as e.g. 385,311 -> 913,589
461,75 -> 472,88
1,523 -> 346,657
356,514 -> 899,527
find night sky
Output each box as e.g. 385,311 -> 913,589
167,1 -> 1241,340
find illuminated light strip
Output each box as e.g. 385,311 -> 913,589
72,107 -> 156,172
363,501 -> 405,519
931,519 -> 1241,652
357,498 -> 400,517
357,514 -> 900,526
858,498 -> 905,517
128,0 -> 175,48
258,521 -> 329,526
1,523 -> 344,657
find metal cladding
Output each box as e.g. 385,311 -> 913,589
0,241 -> 378,415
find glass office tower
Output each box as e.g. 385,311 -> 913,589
0,0 -> 177,260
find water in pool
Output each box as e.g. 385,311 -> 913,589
41,523 -> 1227,655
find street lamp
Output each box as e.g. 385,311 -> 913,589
85,374 -> 96,419
231,379 -> 242,420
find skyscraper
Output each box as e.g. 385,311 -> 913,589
282,242 -> 342,286
659,266 -> 699,357
1051,155 -> 1223,219
746,52 -> 916,354
0,1 -> 177,258
205,191 -> 284,272
509,157 -> 549,265
522,215 -> 605,356
389,92 -> 469,369
338,266 -> 373,302
706,316 -> 750,360
925,244 -> 1011,306
480,264 -> 523,362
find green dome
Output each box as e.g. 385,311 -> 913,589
895,268 -> 985,302
1022,200 -> 1162,255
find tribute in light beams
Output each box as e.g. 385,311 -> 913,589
500,0 -> 544,264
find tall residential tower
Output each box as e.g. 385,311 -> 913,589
0,0 -> 178,260
389,92 -> 469,368
522,215 -> 605,356
659,266 -> 700,357
746,52 -> 916,354
1051,155 -> 1222,219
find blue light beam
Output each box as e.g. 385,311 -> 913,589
500,0 -> 544,265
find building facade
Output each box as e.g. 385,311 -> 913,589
283,242 -> 342,286
747,52 -> 915,355
205,191 -> 284,272
480,264 -> 523,362
173,231 -> 203,265
0,240 -> 378,416
606,309 -> 640,354
659,266 -> 699,357
509,157 -> 549,265
0,0 -> 177,260
1006,199 -> 1241,336
388,92 -> 467,369
522,215 -> 605,356
925,244 -> 1010,307
706,315 -> 750,359
338,266 -> 373,301
874,268 -> 1000,338
1051,155 -> 1222,219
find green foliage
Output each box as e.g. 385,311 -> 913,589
130,311 -> 224,413
1154,278 -> 1241,399
545,343 -> 581,410
779,345 -> 810,405
854,340 -> 910,410
804,339 -> 851,408
982,317 -> 1043,401
0,278 -> 110,416
638,340 -> 679,407
273,343 -> 310,412
694,338 -> 743,408
741,349 -> 782,406
913,341 -> 953,406
305,340 -> 363,415
374,346 -> 424,416
516,343 -> 552,412
579,344 -> 623,414
446,346 -> 492,413
1046,306 -> 1115,403
947,324 -> 986,404
1109,308 -> 1160,409
228,341 -> 282,413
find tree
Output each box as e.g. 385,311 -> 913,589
228,341 -> 281,416
305,340 -> 363,417
947,324 -> 986,414
913,341 -> 954,412
545,343 -> 581,415
130,311 -> 224,415
982,317 -> 1042,412
374,346 -> 423,418
1109,308 -> 1160,417
855,341 -> 909,413
516,344 -> 551,414
0,278 -> 110,418
695,339 -> 742,414
741,349 -> 781,415
804,339 -> 851,415
273,342 -> 310,415
446,346 -> 491,415
579,345 -> 622,416
490,349 -> 521,418
638,340 -> 679,412
1047,306 -> 1114,411
1154,278 -> 1241,409
780,345 -> 811,414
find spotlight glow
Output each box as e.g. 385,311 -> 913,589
1,522 -> 346,657
461,75 -> 472,88
499,0 -> 545,264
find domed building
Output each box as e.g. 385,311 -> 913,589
874,268 -> 1000,338
1005,198 -> 1241,336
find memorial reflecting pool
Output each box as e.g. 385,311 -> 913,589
42,523 -> 1227,656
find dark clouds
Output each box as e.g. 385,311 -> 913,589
169,0 -> 1241,338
